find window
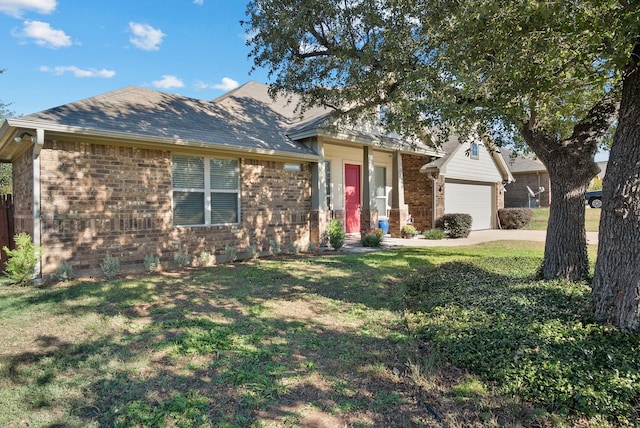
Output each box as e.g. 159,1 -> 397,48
284,163 -> 301,171
374,166 -> 387,216
470,142 -> 479,159
325,160 -> 331,209
172,155 -> 239,226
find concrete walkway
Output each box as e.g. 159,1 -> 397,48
344,229 -> 599,253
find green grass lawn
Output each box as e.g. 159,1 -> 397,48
527,207 -> 601,232
1,242 -> 636,427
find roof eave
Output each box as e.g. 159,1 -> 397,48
289,127 -> 442,157
0,120 -> 322,162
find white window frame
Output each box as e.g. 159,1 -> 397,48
470,142 -> 479,160
374,165 -> 387,217
172,155 -> 240,226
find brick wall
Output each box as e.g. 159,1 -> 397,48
38,139 -> 311,276
505,172 -> 551,208
401,153 -> 435,230
12,148 -> 33,236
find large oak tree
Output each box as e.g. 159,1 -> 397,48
244,0 -> 634,283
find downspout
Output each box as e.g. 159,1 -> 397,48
32,128 -> 44,280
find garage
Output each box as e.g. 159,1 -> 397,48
444,180 -> 494,230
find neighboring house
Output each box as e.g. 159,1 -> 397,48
0,82 -> 507,277
500,150 -> 551,208
500,149 -> 608,208
420,139 -> 514,231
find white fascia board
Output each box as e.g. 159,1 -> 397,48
6,119 -> 322,162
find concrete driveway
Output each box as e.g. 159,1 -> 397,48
344,229 -> 599,252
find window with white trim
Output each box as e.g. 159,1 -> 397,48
374,166 -> 387,217
470,142 -> 479,159
325,160 -> 331,209
172,155 -> 240,226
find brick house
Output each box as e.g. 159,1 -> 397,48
0,82 -> 509,278
500,150 -> 551,208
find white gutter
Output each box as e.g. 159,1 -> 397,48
5,119 -> 323,162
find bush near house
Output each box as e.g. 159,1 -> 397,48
3,233 -> 41,285
437,213 -> 473,238
498,208 -> 533,229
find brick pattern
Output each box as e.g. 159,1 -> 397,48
401,153 -> 435,230
12,149 -> 34,236
37,139 -> 311,275
504,172 -> 551,208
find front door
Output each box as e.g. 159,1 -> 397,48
344,164 -> 361,233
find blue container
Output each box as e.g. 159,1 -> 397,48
378,219 -> 389,234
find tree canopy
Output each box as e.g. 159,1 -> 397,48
245,0 -> 637,146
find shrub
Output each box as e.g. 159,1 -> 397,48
286,241 -> 299,254
174,249 -> 191,269
308,242 -> 319,253
101,252 -> 120,279
143,254 -> 160,272
246,245 -> 259,260
55,261 -> 74,281
401,224 -> 417,237
437,213 -> 473,238
327,219 -> 345,250
498,208 -> 533,229
198,250 -> 213,267
224,245 -> 237,262
424,228 -> 446,240
3,233 -> 41,285
269,239 -> 281,255
361,233 -> 382,247
373,228 -> 385,239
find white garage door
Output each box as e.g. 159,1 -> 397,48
444,181 -> 493,230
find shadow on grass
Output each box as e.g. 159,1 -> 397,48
405,260 -> 640,423
1,251 -> 444,427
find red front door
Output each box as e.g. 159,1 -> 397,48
345,164 -> 361,233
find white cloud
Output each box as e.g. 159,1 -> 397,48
196,77 -> 240,91
128,22 -> 165,51
152,75 -> 184,89
193,0 -> 203,4
17,20 -> 71,48
40,65 -> 116,78
0,0 -> 56,17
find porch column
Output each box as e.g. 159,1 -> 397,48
360,145 -> 377,233
388,151 -> 408,237
309,140 -> 329,245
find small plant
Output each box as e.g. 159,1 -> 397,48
174,249 -> 191,269
361,233 -> 382,247
373,228 -> 385,239
224,245 -> 237,262
286,241 -> 299,254
424,228 -> 446,240
143,254 -> 160,272
3,233 -> 41,285
246,245 -> 259,260
498,208 -> 533,229
308,242 -> 318,253
198,250 -> 213,266
437,213 -> 473,238
320,230 -> 330,247
401,224 -> 417,237
327,219 -> 345,250
101,252 -> 120,279
269,239 -> 281,256
55,261 -> 74,281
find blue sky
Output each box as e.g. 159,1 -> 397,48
0,0 -> 268,115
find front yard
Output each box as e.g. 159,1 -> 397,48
527,207 -> 601,232
1,241 -> 637,427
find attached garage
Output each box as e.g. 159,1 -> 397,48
420,137 -> 514,231
444,180 -> 494,230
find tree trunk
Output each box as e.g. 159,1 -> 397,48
592,65 -> 640,330
521,132 -> 598,281
540,161 -> 591,280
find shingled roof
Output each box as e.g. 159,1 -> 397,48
2,85 -> 319,160
0,81 -> 441,160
